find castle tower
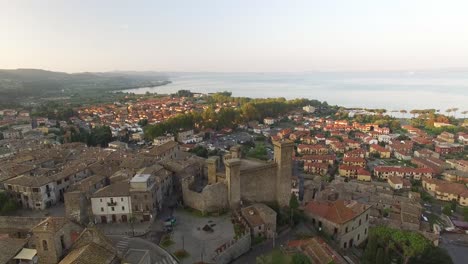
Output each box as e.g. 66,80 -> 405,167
33,217 -> 83,264
207,156 -> 219,184
273,139 -> 294,207
225,158 -> 241,209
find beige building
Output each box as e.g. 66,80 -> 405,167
304,200 -> 371,249
422,177 -> 468,206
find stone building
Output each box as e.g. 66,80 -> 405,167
64,191 -> 89,224
240,203 -> 277,239
32,217 -> 83,264
181,140 -> 294,214
304,199 -> 371,249
58,227 -> 121,264
130,165 -> 173,221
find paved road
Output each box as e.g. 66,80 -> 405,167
440,233 -> 468,264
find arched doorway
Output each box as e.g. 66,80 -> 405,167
121,215 -> 128,222
112,215 -> 117,223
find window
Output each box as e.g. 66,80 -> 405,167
144,194 -> 147,199
111,207 -> 115,211
42,240 -> 48,251
122,206 -> 125,211
101,207 -> 104,212
8,185 -> 12,190
32,188 -> 39,193
135,205 -> 139,211
110,198 -> 114,203
100,199 -> 102,202
345,227 -> 348,233
365,228 -> 367,234
359,219 -> 362,225
366,214 -> 369,221
121,198 -> 124,202
358,234 -> 360,240
145,205 -> 149,211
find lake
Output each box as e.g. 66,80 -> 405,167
122,71 -> 468,116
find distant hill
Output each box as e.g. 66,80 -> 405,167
0,69 -> 169,104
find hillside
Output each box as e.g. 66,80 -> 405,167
0,69 -> 170,104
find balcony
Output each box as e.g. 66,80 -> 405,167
107,201 -> 117,206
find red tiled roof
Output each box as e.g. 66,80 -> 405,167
304,200 -> 369,224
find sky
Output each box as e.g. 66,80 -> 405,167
1,0 -> 468,73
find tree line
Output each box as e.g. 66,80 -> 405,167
144,94 -> 328,139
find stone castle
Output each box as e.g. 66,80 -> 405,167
182,140 -> 294,213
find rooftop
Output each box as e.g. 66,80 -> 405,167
0,237 -> 28,264
304,200 -> 370,224
92,182 -> 130,198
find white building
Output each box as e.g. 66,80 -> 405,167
302,105 -> 316,113
153,134 -> 175,146
91,182 -> 132,224
263,117 -> 276,126
378,135 -> 391,143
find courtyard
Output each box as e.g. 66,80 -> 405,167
164,209 -> 236,264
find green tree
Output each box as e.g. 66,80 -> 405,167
376,247 -> 385,264
292,253 -> 311,264
410,246 -> 453,264
190,146 -> 209,158
0,193 -> 18,215
442,205 -> 452,216
138,119 -> 148,127
362,235 -> 378,264
289,193 -> 300,225
246,143 -> 268,160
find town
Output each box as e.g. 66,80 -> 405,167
1,90 -> 467,264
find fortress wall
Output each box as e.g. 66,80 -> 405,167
182,176 -> 228,214
239,163 -> 278,203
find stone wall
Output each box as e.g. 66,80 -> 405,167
211,211 -> 252,264
64,191 -> 88,224
239,163 -> 278,204
0,216 -> 45,237
181,176 -> 228,214
212,233 -> 251,264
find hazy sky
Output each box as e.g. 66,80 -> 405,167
1,0 -> 468,72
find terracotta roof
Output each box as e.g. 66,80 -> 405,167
370,144 -> 388,152
357,169 -> 371,176
304,200 -> 369,224
60,227 -> 119,264
374,166 -> 433,174
5,175 -> 52,187
92,182 -> 130,198
0,238 -> 28,264
33,217 -> 70,233
147,141 -> 178,156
